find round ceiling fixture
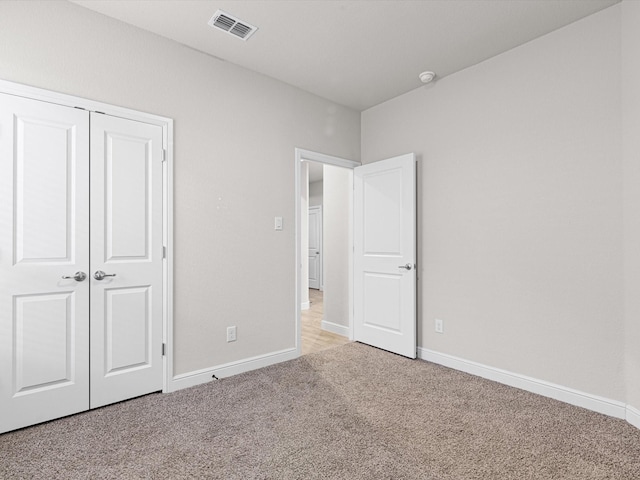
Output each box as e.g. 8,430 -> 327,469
419,71 -> 436,84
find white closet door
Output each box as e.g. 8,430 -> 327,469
0,93 -> 90,433
89,113 -> 164,408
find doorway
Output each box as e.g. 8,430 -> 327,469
295,148 -> 359,356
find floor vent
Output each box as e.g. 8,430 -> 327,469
208,10 -> 258,41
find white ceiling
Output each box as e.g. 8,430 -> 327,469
71,0 -> 619,111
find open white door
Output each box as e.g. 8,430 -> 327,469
0,93 -> 90,432
89,113 -> 164,409
354,153 -> 416,358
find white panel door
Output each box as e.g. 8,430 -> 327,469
308,206 -> 322,290
90,113 -> 164,409
354,154 -> 416,358
0,93 -> 90,433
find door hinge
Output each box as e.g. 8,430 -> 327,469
162,343 -> 166,356
163,246 -> 167,259
162,149 -> 167,162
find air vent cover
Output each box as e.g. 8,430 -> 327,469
208,10 -> 258,41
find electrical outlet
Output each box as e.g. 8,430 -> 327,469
226,326 -> 237,342
435,318 -> 444,334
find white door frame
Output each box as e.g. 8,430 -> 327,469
294,148 -> 359,356
0,79 -> 174,393
308,205 -> 323,290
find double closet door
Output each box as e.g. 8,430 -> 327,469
0,93 -> 164,433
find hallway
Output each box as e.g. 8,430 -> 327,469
301,289 -> 350,355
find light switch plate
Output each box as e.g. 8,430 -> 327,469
227,326 -> 237,342
275,216 -> 283,230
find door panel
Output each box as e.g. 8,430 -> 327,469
0,93 -> 90,433
107,133 -> 152,260
15,117 -> 77,263
104,286 -> 151,373
363,273 -> 402,332
308,206 -> 322,289
14,292 -> 76,392
363,169 -> 403,255
354,154 -> 416,358
90,113 -> 164,409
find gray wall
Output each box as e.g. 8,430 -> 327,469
362,5 -> 625,401
0,0 -> 360,375
623,0 -> 640,411
309,180 -> 323,207
323,165 -> 353,329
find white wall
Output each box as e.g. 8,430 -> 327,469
362,5 -> 624,400
622,0 -> 640,412
322,165 -> 353,330
309,180 -> 323,207
0,1 -> 360,376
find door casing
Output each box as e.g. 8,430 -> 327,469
0,79 -> 175,393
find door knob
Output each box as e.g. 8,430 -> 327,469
62,271 -> 87,281
398,263 -> 413,271
94,270 -> 116,281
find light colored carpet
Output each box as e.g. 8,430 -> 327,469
1,343 -> 640,479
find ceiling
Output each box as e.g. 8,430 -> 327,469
71,0 -> 619,111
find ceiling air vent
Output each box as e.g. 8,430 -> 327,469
208,10 -> 258,41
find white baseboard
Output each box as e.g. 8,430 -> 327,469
301,301 -> 310,310
321,319 -> 350,337
168,348 -> 298,392
627,405 -> 640,429
417,347 -> 626,420
168,344 -> 638,430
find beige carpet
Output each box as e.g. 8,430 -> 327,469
1,343 -> 640,479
